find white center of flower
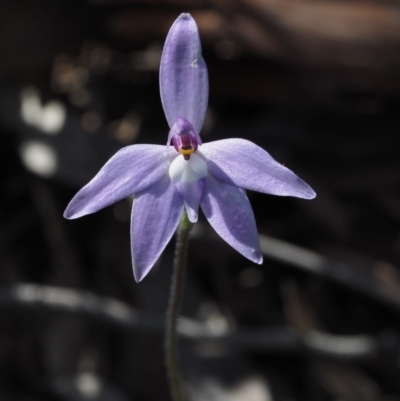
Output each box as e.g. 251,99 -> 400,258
169,153 -> 207,183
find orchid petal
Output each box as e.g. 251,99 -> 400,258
160,13 -> 208,133
201,174 -> 263,264
199,139 -> 316,199
64,145 -> 175,219
131,175 -> 184,282
169,154 -> 207,223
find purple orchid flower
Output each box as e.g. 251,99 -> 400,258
64,13 -> 315,282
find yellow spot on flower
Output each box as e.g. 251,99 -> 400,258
179,148 -> 195,156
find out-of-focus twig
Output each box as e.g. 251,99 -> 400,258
0,283 -> 391,362
259,234 -> 400,315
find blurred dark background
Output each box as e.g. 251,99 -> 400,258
1,0 -> 400,400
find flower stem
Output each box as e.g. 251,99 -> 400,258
165,211 -> 193,401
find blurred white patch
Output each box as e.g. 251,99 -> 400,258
13,284 -> 81,308
104,298 -> 133,321
76,373 -> 102,398
20,141 -> 57,177
198,301 -> 230,335
190,377 -> 272,401
21,87 -> 66,134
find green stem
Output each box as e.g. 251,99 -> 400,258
165,211 -> 193,401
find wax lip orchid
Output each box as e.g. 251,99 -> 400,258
64,13 -> 316,282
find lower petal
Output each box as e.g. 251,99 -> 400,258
201,174 -> 263,264
131,174 -> 184,282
